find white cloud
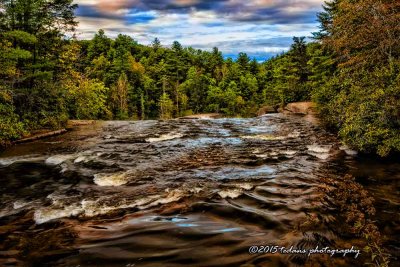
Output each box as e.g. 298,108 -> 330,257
73,0 -> 323,58
263,47 -> 289,53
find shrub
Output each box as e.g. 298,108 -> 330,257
0,91 -> 25,146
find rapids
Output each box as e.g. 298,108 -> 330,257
0,114 -> 398,266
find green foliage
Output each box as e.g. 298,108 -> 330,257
313,0 -> 339,40
111,73 -> 129,119
311,0 -> 400,157
3,30 -> 37,43
66,77 -> 110,120
87,29 -> 112,61
0,0 -> 77,146
315,65 -> 400,156
14,83 -> 69,130
0,90 -> 25,145
158,93 -> 174,120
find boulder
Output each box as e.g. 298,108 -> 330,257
257,105 -> 278,116
284,102 -> 317,115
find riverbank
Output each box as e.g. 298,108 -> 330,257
0,120 -> 97,150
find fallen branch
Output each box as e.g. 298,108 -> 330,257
13,129 -> 68,144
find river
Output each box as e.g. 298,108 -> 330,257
0,114 -> 399,266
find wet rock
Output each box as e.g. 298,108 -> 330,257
67,120 -> 96,127
179,113 -> 222,119
2,114 -> 395,267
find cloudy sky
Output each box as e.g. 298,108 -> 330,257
74,0 -> 324,60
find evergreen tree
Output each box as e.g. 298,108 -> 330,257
87,29 -> 112,61
313,0 -> 340,40
152,37 -> 161,50
237,52 -> 250,72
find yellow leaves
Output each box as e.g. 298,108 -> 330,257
115,73 -> 129,114
128,55 -> 145,75
0,65 -> 17,77
58,41 -> 82,82
59,42 -> 81,66
235,95 -> 245,106
0,90 -> 13,103
329,0 -> 400,68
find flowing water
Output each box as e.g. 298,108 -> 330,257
0,114 -> 399,267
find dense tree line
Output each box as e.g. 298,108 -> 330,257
0,0 -> 399,156
312,0 -> 400,156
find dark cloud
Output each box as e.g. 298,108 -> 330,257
76,5 -> 121,20
76,4 -> 158,25
160,0 -> 319,24
77,0 -> 322,24
166,0 -> 228,12
113,0 -> 229,13
228,8 -> 318,24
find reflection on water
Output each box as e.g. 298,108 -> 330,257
0,114 -> 398,266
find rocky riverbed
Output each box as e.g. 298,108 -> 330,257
0,114 -> 398,266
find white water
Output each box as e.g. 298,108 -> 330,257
93,172 -> 130,186
146,132 -> 184,143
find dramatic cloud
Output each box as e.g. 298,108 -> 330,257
74,0 -> 324,59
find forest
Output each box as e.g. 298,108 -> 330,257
0,0 -> 399,157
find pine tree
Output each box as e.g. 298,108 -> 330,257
152,38 -> 161,50
313,0 -> 340,40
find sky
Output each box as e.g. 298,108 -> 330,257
74,0 -> 324,61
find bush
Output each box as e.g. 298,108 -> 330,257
66,78 -> 111,120
0,91 -> 25,146
13,83 -> 69,130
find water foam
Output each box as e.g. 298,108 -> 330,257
13,200 -> 32,209
146,132 -> 184,143
218,189 -> 243,199
34,205 -> 82,224
307,144 -> 332,153
45,155 -> 75,165
33,189 -> 188,224
235,183 -> 254,190
93,172 -> 130,186
242,131 -> 300,141
74,156 -> 87,163
241,134 -> 286,141
0,156 -> 45,166
339,145 -> 358,156
308,152 -> 330,160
